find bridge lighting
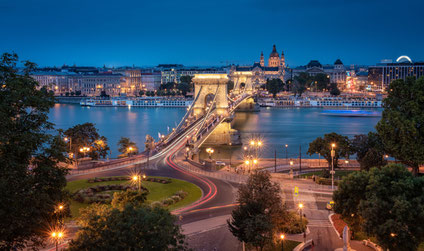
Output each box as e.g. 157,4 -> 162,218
250,140 -> 255,146
257,141 -> 262,147
206,148 -> 214,159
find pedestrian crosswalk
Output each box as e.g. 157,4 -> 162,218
307,219 -> 333,228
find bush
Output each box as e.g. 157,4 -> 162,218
281,212 -> 308,234
171,196 -> 181,203
150,201 -> 163,208
162,198 -> 174,206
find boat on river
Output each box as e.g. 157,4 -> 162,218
80,97 -> 193,107
320,109 -> 382,117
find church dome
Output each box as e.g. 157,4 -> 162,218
334,59 -> 343,65
307,60 -> 322,68
269,45 -> 279,58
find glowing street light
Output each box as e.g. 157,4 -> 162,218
298,203 -> 305,236
132,175 -> 141,192
331,143 -> 336,190
51,230 -> 64,251
280,234 -> 285,251
206,148 -> 214,159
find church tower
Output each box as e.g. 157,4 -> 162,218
280,50 -> 285,69
260,51 -> 264,67
268,45 -> 280,67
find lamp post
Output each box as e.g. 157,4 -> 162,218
128,146 -> 133,157
331,143 -> 336,190
56,203 -> 65,226
185,147 -> 190,160
298,203 -> 304,234
280,234 -> 285,251
51,231 -> 64,251
285,144 -> 288,164
206,148 -> 214,159
132,175 -> 141,192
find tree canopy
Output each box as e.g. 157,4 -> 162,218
376,77 -> 424,175
265,78 -> 284,98
333,164 -> 424,250
0,53 -> 69,250
64,123 -> 110,160
227,171 -> 290,250
117,137 -> 138,157
307,132 -> 352,169
351,132 -> 386,171
69,193 -> 187,250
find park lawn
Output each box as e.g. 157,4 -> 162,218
299,170 -> 355,178
274,240 -> 301,251
66,176 -> 202,218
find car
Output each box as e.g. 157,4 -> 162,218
215,161 -> 226,166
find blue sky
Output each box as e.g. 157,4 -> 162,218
1,0 -> 423,67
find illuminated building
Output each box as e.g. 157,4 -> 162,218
368,56 -> 424,91
230,45 -> 285,86
290,59 -> 346,85
158,65 -> 227,84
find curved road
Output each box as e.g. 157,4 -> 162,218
67,123 -> 239,226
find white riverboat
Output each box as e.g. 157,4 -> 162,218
80,97 -> 193,107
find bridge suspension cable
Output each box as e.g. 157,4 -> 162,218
165,86 -> 204,143
192,85 -> 220,141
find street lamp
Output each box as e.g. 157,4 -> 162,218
132,175 -> 141,192
128,146 -> 134,157
284,144 -> 288,164
298,203 -> 304,235
280,234 -> 285,251
51,230 -> 64,251
206,148 -> 214,159
56,203 -> 65,226
331,143 -> 336,190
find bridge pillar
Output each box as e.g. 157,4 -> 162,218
229,71 -> 253,95
203,119 -> 241,145
192,74 -> 229,117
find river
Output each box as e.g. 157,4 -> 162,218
49,104 -> 381,159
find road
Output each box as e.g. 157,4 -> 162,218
62,123 -> 373,251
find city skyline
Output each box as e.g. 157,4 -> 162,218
1,0 -> 423,67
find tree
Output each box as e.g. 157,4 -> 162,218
160,82 -> 175,91
139,90 -> 145,96
176,82 -> 189,96
334,164 -> 424,250
265,78 -> 284,98
0,53 -> 69,250
64,123 -> 110,160
293,72 -> 311,96
180,75 -> 193,92
376,77 -> 424,175
111,190 -> 147,210
313,73 -> 330,91
68,204 -> 188,250
307,132 -> 352,169
329,83 -> 341,96
228,171 -> 290,250
351,132 -> 386,171
117,137 -> 138,157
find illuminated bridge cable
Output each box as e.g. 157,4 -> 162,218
166,86 -> 203,142
193,85 -> 219,141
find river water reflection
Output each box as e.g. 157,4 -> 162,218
49,104 -> 380,159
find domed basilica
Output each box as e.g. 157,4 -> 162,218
230,45 -> 286,86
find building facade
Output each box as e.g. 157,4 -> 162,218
158,64 -> 227,84
290,59 -> 347,85
368,56 -> 424,91
230,45 -> 285,86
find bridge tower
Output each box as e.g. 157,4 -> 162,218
192,74 -> 229,117
230,71 -> 254,95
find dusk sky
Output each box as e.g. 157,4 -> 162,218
1,0 -> 423,67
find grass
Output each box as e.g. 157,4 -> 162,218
299,170 -> 355,178
274,240 -> 301,251
66,176 -> 202,218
